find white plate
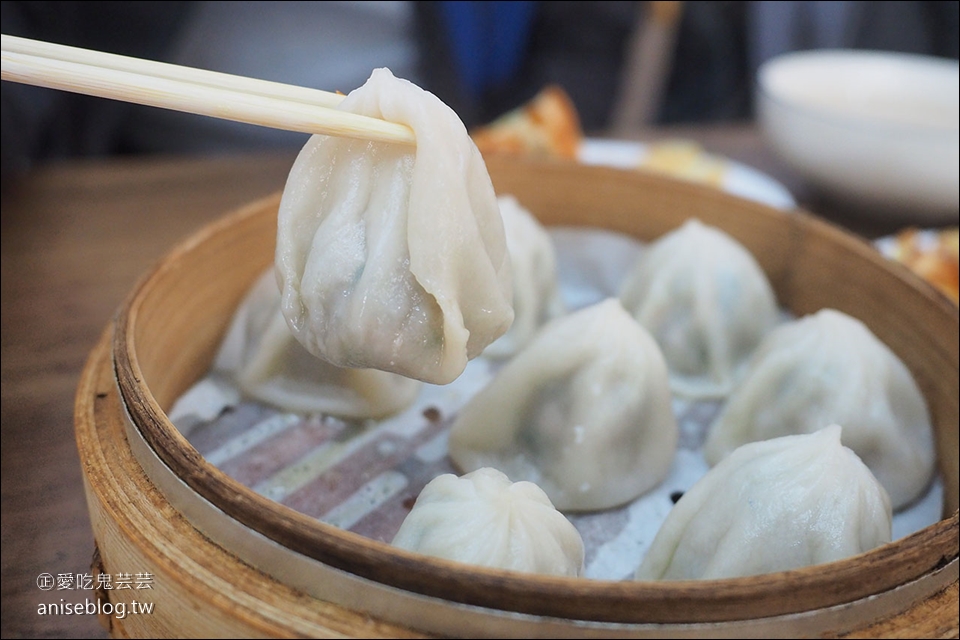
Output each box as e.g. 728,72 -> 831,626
578,138 -> 797,210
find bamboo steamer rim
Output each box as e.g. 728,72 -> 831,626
111,157 -> 959,625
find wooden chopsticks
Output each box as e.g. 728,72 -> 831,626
0,34 -> 415,146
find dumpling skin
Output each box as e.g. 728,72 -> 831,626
391,468 -> 585,577
449,299 -> 678,512
215,269 -> 421,418
619,218 -> 778,398
483,195 -> 565,359
636,426 -> 892,581
276,68 -> 513,384
704,308 -> 935,510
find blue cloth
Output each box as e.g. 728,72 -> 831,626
437,1 -> 538,99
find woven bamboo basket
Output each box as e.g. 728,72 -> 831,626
76,156 -> 959,638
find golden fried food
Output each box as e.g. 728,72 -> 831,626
471,85 -> 583,160
889,227 -> 959,303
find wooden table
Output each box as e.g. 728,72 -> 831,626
1,150 -> 298,639
0,125 -> 952,639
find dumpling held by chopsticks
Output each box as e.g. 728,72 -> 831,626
276,68 -> 514,385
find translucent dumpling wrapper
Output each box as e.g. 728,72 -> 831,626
214,269 -> 422,418
703,308 -> 935,510
483,195 -> 565,359
619,218 -> 778,398
636,426 -> 892,581
448,299 -> 678,512
276,68 -> 513,385
392,468 -> 584,576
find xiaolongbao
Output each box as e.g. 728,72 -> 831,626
703,308 -> 935,510
276,68 -> 513,385
214,269 -> 421,418
636,426 -> 892,580
619,218 -> 778,398
483,195 -> 565,359
448,298 -> 677,511
392,468 -> 584,576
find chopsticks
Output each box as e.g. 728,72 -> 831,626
0,34 -> 415,146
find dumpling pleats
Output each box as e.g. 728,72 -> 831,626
276,68 -> 513,384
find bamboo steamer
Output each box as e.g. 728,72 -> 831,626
75,156 -> 959,638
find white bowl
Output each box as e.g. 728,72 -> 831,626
757,49 -> 959,224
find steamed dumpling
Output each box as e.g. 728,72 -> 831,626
392,468 -> 584,576
215,269 -> 421,418
449,299 -> 678,512
619,218 -> 778,398
703,308 -> 935,510
276,68 -> 513,385
636,426 -> 892,580
483,195 -> 565,359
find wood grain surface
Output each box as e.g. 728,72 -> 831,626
109,157 -> 958,633
1,151 -> 296,639
2,126 -> 956,638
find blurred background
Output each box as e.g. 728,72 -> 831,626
1,7 -> 957,639
2,0 -> 958,187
